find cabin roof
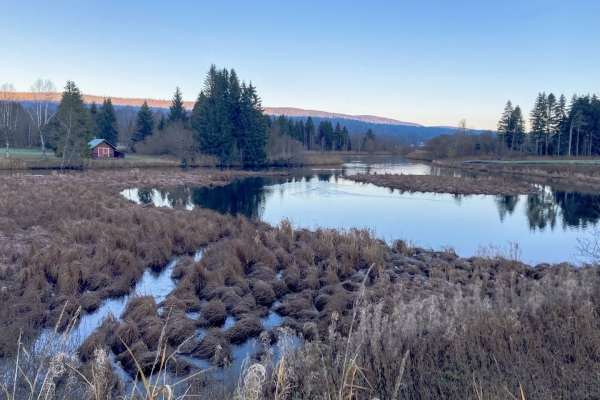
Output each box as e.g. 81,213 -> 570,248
88,138 -> 116,149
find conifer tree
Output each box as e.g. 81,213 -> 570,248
168,87 -> 188,124
305,117 -> 315,150
89,101 -> 99,138
97,98 -> 118,144
342,126 -> 350,151
554,94 -> 567,155
497,100 -> 514,149
132,100 -> 154,147
530,92 -> 548,155
55,80 -> 92,168
192,65 -> 266,166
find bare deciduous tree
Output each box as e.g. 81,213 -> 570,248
0,83 -> 16,157
28,79 -> 57,161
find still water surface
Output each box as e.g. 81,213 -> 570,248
122,155 -> 600,265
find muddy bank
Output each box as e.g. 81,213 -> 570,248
346,172 -> 539,195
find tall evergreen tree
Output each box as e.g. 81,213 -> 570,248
55,80 -> 92,168
89,101 -> 99,138
132,100 -> 154,147
97,98 -> 119,144
545,93 -> 557,155
342,126 -> 351,151
555,94 -> 567,155
512,106 -> 526,153
305,117 -> 315,150
530,92 -> 548,155
192,65 -> 266,166
168,87 -> 188,124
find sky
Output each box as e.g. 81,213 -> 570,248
2,0 -> 599,130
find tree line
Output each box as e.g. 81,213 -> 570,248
426,92 -> 600,159
0,66 -> 395,167
498,92 -> 600,157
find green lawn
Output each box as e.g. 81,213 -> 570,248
5,148 -> 60,161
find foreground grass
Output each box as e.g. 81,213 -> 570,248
0,169 -> 599,399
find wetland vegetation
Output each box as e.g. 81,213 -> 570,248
1,163 -> 600,399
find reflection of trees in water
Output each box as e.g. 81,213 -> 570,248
554,191 -> 600,228
496,195 -> 519,222
166,186 -> 192,208
526,191 -> 559,230
137,189 -> 152,204
505,187 -> 600,230
191,177 -> 268,219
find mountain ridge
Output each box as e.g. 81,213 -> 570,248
10,92 -> 425,128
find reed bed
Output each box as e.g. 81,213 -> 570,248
347,172 -> 540,195
0,169 -> 599,399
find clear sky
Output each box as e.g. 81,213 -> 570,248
2,0 -> 598,129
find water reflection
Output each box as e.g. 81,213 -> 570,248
124,174 -> 600,232
120,155 -> 600,263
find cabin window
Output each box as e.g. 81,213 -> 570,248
100,147 -> 110,157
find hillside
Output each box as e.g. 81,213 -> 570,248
262,107 -> 422,127
10,92 -> 460,144
12,92 -> 423,127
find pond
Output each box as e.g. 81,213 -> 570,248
122,155 -> 600,265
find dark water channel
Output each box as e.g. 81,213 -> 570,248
123,155 -> 600,265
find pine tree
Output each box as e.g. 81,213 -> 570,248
132,100 -> 154,147
55,80 -> 92,168
97,98 -> 119,145
168,87 -> 188,124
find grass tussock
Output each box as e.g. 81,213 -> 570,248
2,169 -> 600,398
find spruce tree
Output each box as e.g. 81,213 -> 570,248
497,100 -> 514,149
342,126 -> 350,151
305,117 -> 315,149
168,87 -> 188,124
97,98 -> 119,145
530,93 -> 548,155
554,94 -> 567,155
512,106 -> 526,153
132,100 -> 154,147
55,80 -> 92,168
89,101 -> 99,137
192,66 -> 268,166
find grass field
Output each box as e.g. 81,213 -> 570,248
0,148 -> 183,170
4,148 -> 60,161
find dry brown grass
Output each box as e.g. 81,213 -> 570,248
2,168 -> 600,399
347,172 -> 540,195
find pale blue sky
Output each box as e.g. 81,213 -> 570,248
2,0 -> 598,129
